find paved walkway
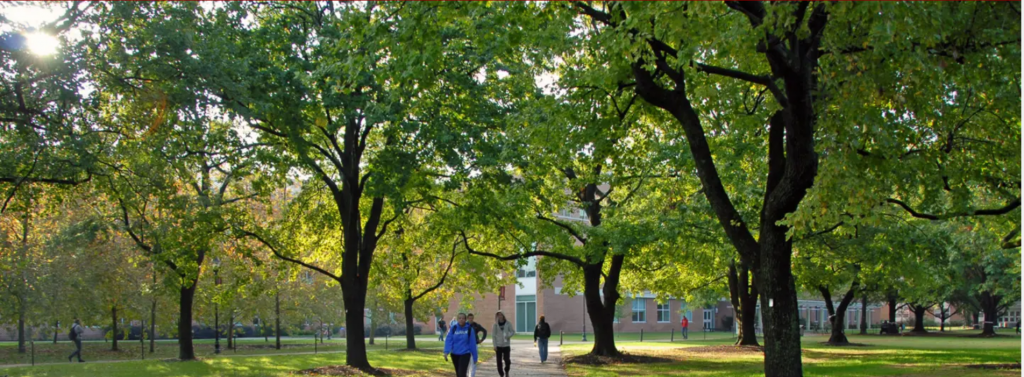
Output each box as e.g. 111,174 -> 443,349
475,340 -> 567,377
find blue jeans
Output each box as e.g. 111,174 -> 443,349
537,338 -> 548,362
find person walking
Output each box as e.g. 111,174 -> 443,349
466,314 -> 488,377
438,318 -> 448,342
491,311 -> 515,377
681,316 -> 689,340
67,319 -> 85,363
533,315 -> 552,363
1016,320 -> 1020,335
443,313 -> 478,377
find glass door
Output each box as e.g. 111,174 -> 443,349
516,295 -> 536,333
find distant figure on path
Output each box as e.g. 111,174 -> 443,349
67,319 -> 85,363
438,318 -> 448,341
534,315 -> 552,363
681,316 -> 689,340
1016,320 -> 1020,334
491,311 -> 515,377
466,313 -> 488,377
443,313 -> 478,377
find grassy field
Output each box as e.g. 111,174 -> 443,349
562,329 -> 1022,377
1,346 -> 492,377
0,337 -> 445,366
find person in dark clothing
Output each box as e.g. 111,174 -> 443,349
533,315 -> 552,363
67,319 -> 85,363
438,318 -> 448,341
491,311 -> 515,377
466,313 -> 488,344
443,313 -> 478,377
466,314 -> 488,377
1016,320 -> 1020,335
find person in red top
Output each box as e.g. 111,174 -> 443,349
681,316 -> 689,340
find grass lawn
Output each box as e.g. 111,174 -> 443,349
0,337 -> 445,366
562,329 -> 1021,377
1,346 -> 492,376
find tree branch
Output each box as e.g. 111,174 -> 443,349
411,240 -> 460,302
537,214 -> 587,245
239,229 -> 341,282
886,197 -> 1021,220
460,231 -> 585,267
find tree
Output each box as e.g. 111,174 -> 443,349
570,2 -> 1018,374
0,2 -> 101,213
191,2 -> 546,368
374,209 -> 460,350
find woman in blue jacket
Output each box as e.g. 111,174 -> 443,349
444,313 -> 478,377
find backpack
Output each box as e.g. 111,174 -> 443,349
68,325 -> 78,341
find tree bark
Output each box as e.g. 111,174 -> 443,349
111,306 -> 119,351
910,304 -> 929,333
979,291 -> 1002,336
887,293 -> 898,322
404,297 -> 416,350
819,282 -> 858,345
859,293 -> 868,335
150,299 -> 157,353
341,283 -> 369,368
17,301 -> 26,354
178,282 -> 198,360
583,259 -> 622,357
275,292 -> 281,350
728,260 -> 760,346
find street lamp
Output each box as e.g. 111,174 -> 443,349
213,257 -> 221,355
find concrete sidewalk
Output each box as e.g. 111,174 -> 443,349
474,340 -> 567,377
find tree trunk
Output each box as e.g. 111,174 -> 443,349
819,283 -> 858,345
979,291 -> 1002,336
583,260 -> 622,357
275,292 -> 281,350
17,306 -> 26,354
728,260 -> 760,346
756,230 -> 804,376
887,292 -> 898,322
911,305 -> 928,333
150,299 -> 157,353
404,297 -> 416,349
859,293 -> 868,335
972,311 -> 979,328
228,311 -> 234,348
178,283 -> 198,360
111,306 -> 119,351
368,302 -> 376,346
319,319 -> 324,344
341,283 -> 370,369
53,321 -> 59,344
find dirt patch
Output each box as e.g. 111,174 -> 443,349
818,342 -> 871,347
678,345 -> 765,354
965,363 -> 1021,370
294,365 -> 444,376
564,352 -> 676,366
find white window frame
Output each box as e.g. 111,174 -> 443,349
632,299 -> 646,323
657,303 -> 671,323
703,308 -> 714,329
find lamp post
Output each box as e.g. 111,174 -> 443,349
213,257 -> 221,355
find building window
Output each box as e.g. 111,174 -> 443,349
657,303 -> 671,323
703,307 -> 714,329
516,256 -> 537,278
632,299 -> 646,323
